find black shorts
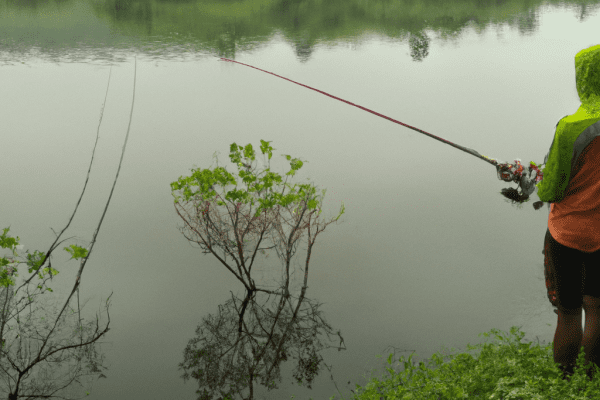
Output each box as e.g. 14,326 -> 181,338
543,228 -> 600,311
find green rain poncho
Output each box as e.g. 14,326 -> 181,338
535,44 -> 600,206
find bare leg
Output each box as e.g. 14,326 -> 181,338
553,307 -> 583,371
581,295 -> 600,380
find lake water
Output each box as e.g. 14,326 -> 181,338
1,0 -> 600,399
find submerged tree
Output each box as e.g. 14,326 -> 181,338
172,140 -> 347,400
0,57 -> 137,399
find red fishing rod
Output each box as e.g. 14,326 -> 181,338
218,57 -> 545,209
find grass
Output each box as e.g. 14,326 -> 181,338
290,325 -> 600,400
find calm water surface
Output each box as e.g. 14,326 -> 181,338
1,0 -> 600,399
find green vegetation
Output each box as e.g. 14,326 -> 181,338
292,326 -> 600,400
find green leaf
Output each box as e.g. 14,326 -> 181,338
64,244 -> 89,260
0,227 -> 20,251
0,275 -> 15,288
171,140 -> 342,230
260,139 -> 275,160
26,250 -> 46,273
242,143 -> 256,160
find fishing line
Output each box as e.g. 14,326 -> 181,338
218,57 -> 545,209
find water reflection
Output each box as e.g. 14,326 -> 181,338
171,141 -> 347,399
2,0 -> 598,64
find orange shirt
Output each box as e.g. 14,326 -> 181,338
549,136 -> 600,252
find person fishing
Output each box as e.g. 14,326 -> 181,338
534,43 -> 600,383
220,44 -> 600,383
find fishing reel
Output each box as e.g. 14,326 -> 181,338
494,159 -> 545,209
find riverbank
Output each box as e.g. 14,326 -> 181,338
305,325 -> 600,400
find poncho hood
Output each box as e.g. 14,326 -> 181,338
576,44 -> 600,115
535,44 -> 600,203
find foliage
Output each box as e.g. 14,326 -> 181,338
322,326 -> 600,400
0,227 -> 86,291
171,139 -> 342,219
64,244 -> 90,261
172,139 -> 346,400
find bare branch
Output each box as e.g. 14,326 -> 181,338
174,140 -> 346,400
0,54 -> 134,400
0,288 -> 112,399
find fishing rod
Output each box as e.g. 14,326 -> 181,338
218,57 -> 545,209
